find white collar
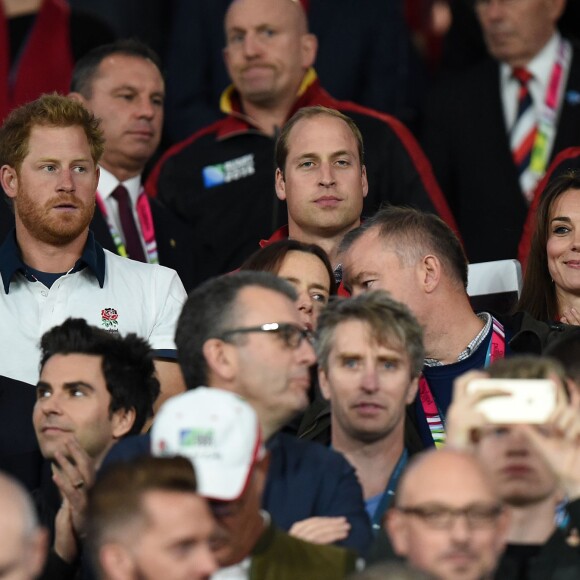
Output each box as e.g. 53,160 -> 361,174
500,32 -> 561,89
210,557 -> 252,579
97,167 -> 142,206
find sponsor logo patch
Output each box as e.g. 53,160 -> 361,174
179,428 -> 214,447
202,154 -> 255,188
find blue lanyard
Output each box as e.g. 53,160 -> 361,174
372,449 -> 408,530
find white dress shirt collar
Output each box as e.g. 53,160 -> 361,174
97,166 -> 142,204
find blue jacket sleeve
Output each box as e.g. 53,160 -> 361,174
263,433 -> 373,556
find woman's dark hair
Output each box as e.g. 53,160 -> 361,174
239,239 -> 338,295
517,171 -> 580,320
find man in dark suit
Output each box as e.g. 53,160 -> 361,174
68,40 -> 197,290
422,0 -> 579,264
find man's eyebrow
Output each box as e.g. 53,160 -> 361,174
349,271 -> 376,284
295,152 -> 320,161
338,352 -> 362,360
36,381 -> 51,390
63,381 -> 95,392
330,150 -> 354,158
36,157 -> 92,164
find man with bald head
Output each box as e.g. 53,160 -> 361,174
147,0 -> 455,285
386,449 -> 509,580
0,472 -> 47,579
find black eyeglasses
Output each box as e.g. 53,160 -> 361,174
396,503 -> 503,529
217,322 -> 313,349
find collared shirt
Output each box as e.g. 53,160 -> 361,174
0,230 -> 186,385
210,559 -> 251,580
210,512 -> 270,580
0,230 -> 105,294
424,312 -> 492,367
500,32 -> 566,129
97,166 -> 147,253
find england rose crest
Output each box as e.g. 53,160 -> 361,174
101,308 -> 119,332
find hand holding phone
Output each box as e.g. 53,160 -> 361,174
466,378 -> 557,424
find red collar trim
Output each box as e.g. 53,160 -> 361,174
259,225 -> 289,248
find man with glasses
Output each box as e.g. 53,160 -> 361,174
105,271 -> 373,554
386,449 -> 509,580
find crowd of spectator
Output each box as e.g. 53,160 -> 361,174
2,0 -> 580,578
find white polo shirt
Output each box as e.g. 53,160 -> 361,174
0,232 -> 187,386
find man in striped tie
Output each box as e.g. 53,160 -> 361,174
421,0 -> 578,264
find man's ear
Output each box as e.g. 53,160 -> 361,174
254,451 -> 271,492
405,376 -> 419,405
68,92 -> 87,105
361,165 -> 368,198
275,168 -> 287,201
99,543 -> 135,580
202,338 -> 238,383
385,509 -> 410,557
0,165 -> 18,199
317,367 -> 332,401
419,255 -> 441,294
300,33 -> 318,69
112,407 -> 136,439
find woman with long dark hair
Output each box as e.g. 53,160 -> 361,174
517,172 -> 580,323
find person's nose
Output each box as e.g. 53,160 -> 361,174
136,95 -> 156,120
57,169 -> 75,193
190,543 -> 218,579
360,365 -> 379,393
242,31 -> 263,59
296,334 -> 317,367
297,291 -> 314,321
448,512 -> 472,543
318,161 -> 336,188
37,393 -> 63,416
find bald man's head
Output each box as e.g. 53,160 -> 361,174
0,473 -> 47,579
223,0 -> 317,110
387,450 -> 508,580
225,0 -> 309,35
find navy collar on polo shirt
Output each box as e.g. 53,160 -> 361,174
0,229 -> 106,294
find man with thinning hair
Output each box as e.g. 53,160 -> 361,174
341,206 -> 561,449
386,449 -> 509,580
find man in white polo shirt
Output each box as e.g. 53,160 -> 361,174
0,93 -> 186,404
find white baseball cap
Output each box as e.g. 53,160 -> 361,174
151,387 -> 264,501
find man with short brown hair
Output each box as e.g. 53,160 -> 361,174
0,94 -> 187,403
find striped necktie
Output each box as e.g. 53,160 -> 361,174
510,67 -> 537,202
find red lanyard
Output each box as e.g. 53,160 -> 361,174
419,317 -> 505,447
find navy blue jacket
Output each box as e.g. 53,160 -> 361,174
102,431 -> 373,556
